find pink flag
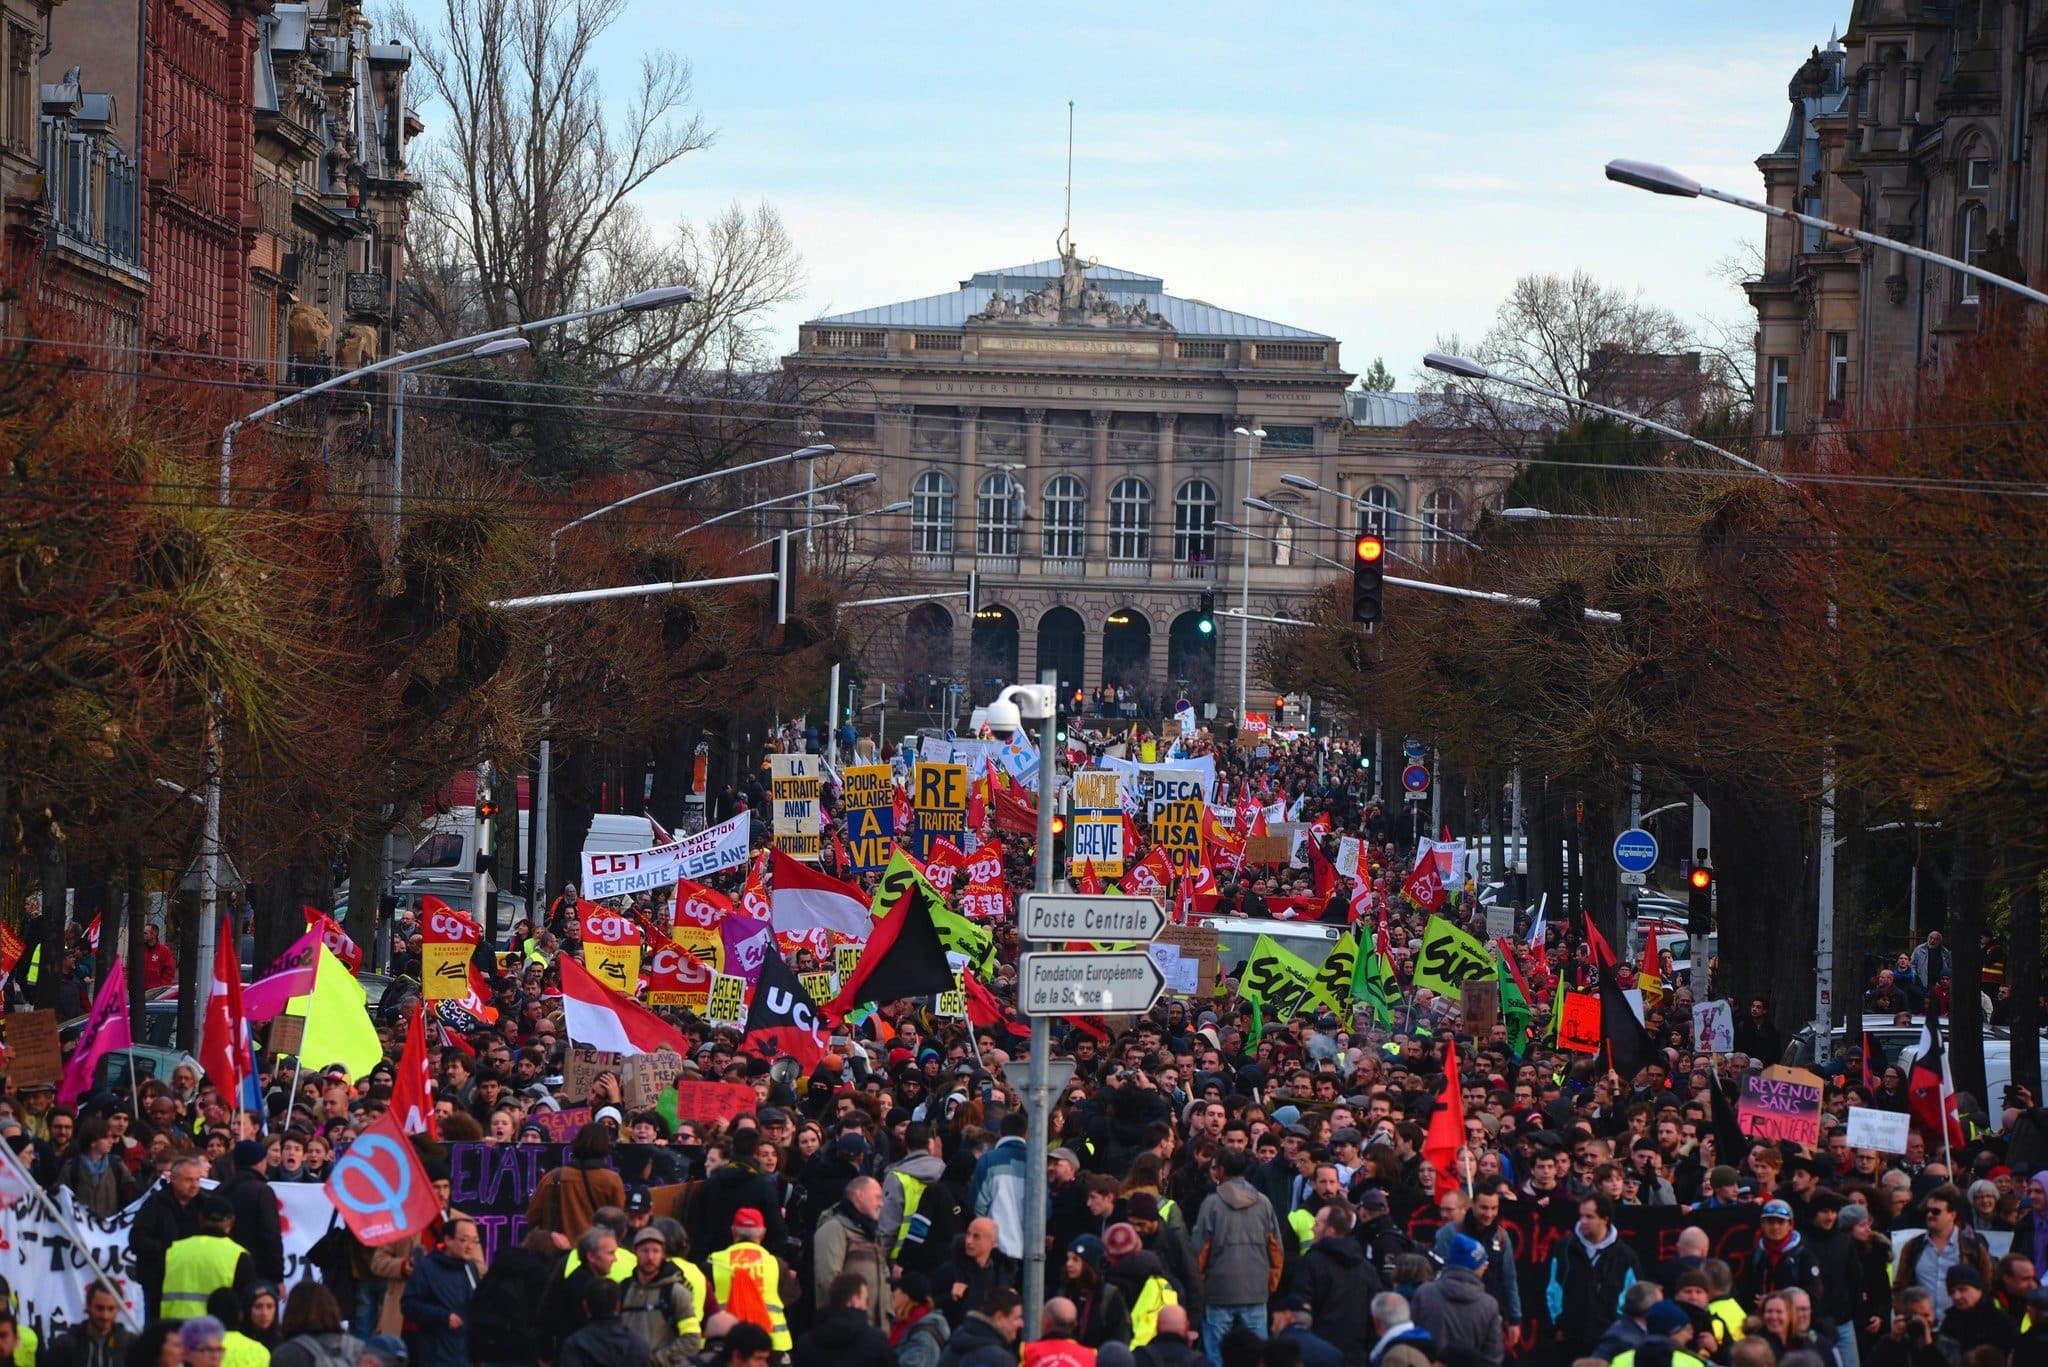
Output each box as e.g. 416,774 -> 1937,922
58,961 -> 133,1105
242,927 -> 323,1021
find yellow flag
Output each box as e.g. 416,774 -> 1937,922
285,945 -> 383,1077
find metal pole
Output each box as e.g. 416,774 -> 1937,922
828,663 -> 841,770
1022,670 -> 1058,1340
533,537 -> 558,910
1691,794 -> 1711,998
805,461 -> 816,557
1429,747 -> 1442,835
469,762 -> 491,923
392,373 -> 406,546
1909,849 -> 1921,944
1237,527 -> 1251,723
1375,730 -> 1384,806
1815,750 -> 1837,1035
198,710 -> 221,1035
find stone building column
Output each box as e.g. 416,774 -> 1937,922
1152,413 -> 1177,570
1089,410 -> 1112,561
1019,408 -> 1045,561
954,405 -> 979,565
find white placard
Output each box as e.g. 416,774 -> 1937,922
1693,999 -> 1736,1053
1486,907 -> 1517,942
1148,942 -> 1199,996
1846,1105 -> 1911,1155
1335,837 -> 1361,878
582,810 -> 751,897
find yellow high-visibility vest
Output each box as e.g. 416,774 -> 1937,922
1130,1276 -> 1180,1347
163,1234 -> 244,1320
676,1259 -> 709,1337
889,1170 -> 931,1258
223,1329 -> 271,1367
711,1241 -> 791,1350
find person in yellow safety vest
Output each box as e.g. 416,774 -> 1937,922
163,1196 -> 257,1323
648,1219 -> 709,1341
1102,1222 -> 1180,1348
879,1124 -> 947,1260
619,1226 -> 703,1364
205,1287 -> 271,1367
1608,1301 -> 1709,1367
709,1209 -> 793,1353
0,1276 -> 35,1367
1287,1207 -> 1317,1254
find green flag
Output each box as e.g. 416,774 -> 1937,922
1239,934 -> 1318,1020
1414,915 -> 1494,997
1350,931 -> 1397,1027
1494,947 -> 1532,1054
1308,931 -> 1358,1018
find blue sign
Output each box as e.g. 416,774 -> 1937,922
1401,764 -> 1430,793
1613,827 -> 1660,875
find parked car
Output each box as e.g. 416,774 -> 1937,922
1785,1014 -> 2028,1109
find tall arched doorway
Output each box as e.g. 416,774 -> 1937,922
1102,606 -> 1152,699
1036,607 -> 1085,705
1168,610 -> 1218,707
970,603 -> 1020,699
903,602 -> 955,708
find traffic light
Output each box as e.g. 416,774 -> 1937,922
1351,533 -> 1385,624
1197,591 -> 1216,635
1686,856 -> 1714,935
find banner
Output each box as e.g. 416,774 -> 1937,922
1071,815 -> 1126,878
868,848 -> 996,977
1413,916 -> 1493,996
1739,1066 -> 1825,1147
579,901 -> 642,996
421,900 -> 481,1002
1152,793 -> 1203,875
1238,934 -> 1320,1020
706,972 -> 749,1027
672,924 -> 724,974
840,765 -> 895,873
1693,999 -> 1735,1053
912,762 -> 970,859
583,811 -> 750,898
1558,991 -> 1602,1053
670,878 -> 735,931
770,754 -> 821,861
645,942 -> 710,1009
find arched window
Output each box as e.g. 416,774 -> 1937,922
1422,488 -> 1461,563
977,472 -> 1023,557
1173,479 -> 1218,563
1959,202 -> 1989,302
911,470 -> 954,555
1357,485 -> 1400,545
1108,477 -> 1151,561
1041,474 -> 1086,558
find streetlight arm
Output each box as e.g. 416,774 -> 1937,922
743,499 -> 910,551
1277,473 -> 1482,548
554,445 -> 835,541
676,473 -> 874,538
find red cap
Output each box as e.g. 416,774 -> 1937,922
732,1207 -> 766,1230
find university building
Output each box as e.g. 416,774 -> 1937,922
784,245 -> 1510,717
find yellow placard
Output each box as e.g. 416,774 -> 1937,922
801,971 -> 835,1003
421,943 -> 472,1001
673,925 -> 724,973
582,943 -> 642,997
707,972 -> 748,1027
835,943 -> 862,981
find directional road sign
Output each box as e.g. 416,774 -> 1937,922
1401,764 -> 1430,794
1020,892 -> 1166,943
1613,827 -> 1659,875
1018,951 -> 1166,1015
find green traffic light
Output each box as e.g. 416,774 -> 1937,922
1198,619 -> 1214,635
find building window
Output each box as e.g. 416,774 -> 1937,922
1826,333 -> 1849,406
1966,157 -> 1993,189
912,470 -> 954,555
1173,479 -> 1218,563
1108,477 -> 1151,560
976,472 -> 1022,557
1041,474 -> 1086,558
1357,485 -> 1400,545
1421,489 -> 1461,563
1959,202 -> 1988,301
1262,425 -> 1314,450
4,25 -> 32,154
1768,357 -> 1790,435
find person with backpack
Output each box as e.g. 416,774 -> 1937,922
468,1229 -> 560,1367
619,1226 -> 701,1367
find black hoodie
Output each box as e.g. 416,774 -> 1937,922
1294,1234 -> 1382,1359
794,1307 -> 896,1367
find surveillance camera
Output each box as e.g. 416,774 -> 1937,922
984,698 -> 1023,738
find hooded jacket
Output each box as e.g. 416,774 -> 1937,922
557,1313 -> 650,1367
1737,1227 -> 1824,1306
814,1201 -> 892,1328
1544,1223 -> 1642,1355
399,1249 -> 479,1367
794,1306 -> 897,1367
881,1151 -> 950,1253
1292,1234 -> 1381,1360
1190,1177 -> 1284,1308
1413,1266 -> 1505,1367
971,1137 -> 1033,1261
936,1312 -> 1021,1367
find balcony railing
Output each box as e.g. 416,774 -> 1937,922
40,116 -> 140,266
1106,559 -> 1151,579
1039,557 -> 1084,577
975,555 -> 1018,576
911,553 -> 956,574
1172,561 -> 1214,582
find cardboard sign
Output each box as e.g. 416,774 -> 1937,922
1558,990 -> 1602,1054
267,1013 -> 306,1061
1846,1105 -> 1911,1154
1738,1065 -> 1826,1147
4,1010 -> 62,1088
1243,835 -> 1292,867
912,761 -> 969,859
1335,837 -> 1362,878
1693,999 -> 1735,1053
1151,925 -> 1220,997
530,1106 -> 594,1142
1073,772 -> 1123,812
1460,980 -> 1501,1034
669,1081 -> 761,1127
1485,906 -> 1518,942
622,1050 -> 690,1110
770,754 -> 821,861
563,1047 -> 621,1100
706,972 -> 748,1028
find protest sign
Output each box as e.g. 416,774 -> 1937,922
421,900 -> 481,1002
1847,1105 -> 1911,1154
530,1106 -> 594,1142
583,811 -> 750,898
1558,991 -> 1602,1053
1153,796 -> 1204,874
267,1013 -> 306,1062
1151,925 -> 1219,996
1243,835 -> 1291,867
4,1010 -> 62,1089
800,971 -> 836,1003
1738,1066 -> 1826,1147
1413,916 -> 1493,996
834,943 -> 862,983
770,754 -> 821,861
1693,999 -> 1736,1053
912,762 -> 969,859
622,1050 -> 690,1110
1148,942 -> 1199,996
1140,766 -> 1208,823
840,764 -> 895,873
670,1081 -> 761,1128
706,972 -> 748,1027
579,902 -> 642,995
563,1047 -> 620,1100
1074,772 -> 1123,812
1461,980 -> 1501,1033
644,943 -> 709,1009
1485,906 -> 1518,942
1335,837 -> 1361,878
935,970 -> 966,1018
1071,815 -> 1126,878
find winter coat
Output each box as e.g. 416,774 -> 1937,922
1543,1225 -> 1643,1357
42,1324 -> 135,1367
466,1244 -> 554,1366
1058,1276 -> 1130,1349
1738,1231 -> 1825,1307
1276,1326 -> 1345,1367
694,1159 -> 791,1260
881,1151 -> 950,1253
557,1315 -> 651,1367
1135,1338 -> 1213,1367
1190,1177 -> 1283,1308
814,1203 -> 892,1328
970,1137 -> 1032,1261
619,1263 -> 701,1367
220,1167 -> 286,1283
1412,1266 -> 1505,1367
526,1161 -> 626,1242
794,1306 -> 896,1367
1146,1221 -> 1205,1318
895,1307 -> 953,1367
937,1312 -> 1021,1367
400,1250 -> 478,1367
56,1152 -> 140,1219
128,1185 -> 200,1319
270,1331 -> 366,1367
1291,1235 -> 1382,1362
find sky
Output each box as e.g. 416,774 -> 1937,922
571,1 -> 1849,385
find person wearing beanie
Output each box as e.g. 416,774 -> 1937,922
1124,1194 -> 1202,1326
1693,1166 -> 1743,1210
1607,1301 -> 1707,1367
1100,1223 -> 1179,1349
218,1138 -> 285,1283
1940,1264 -> 2015,1351
1057,1234 -> 1130,1348
1412,1235 -> 1504,1366
889,1270 -> 951,1367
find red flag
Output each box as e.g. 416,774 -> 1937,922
1075,859 -> 1104,895
303,906 -> 362,974
740,852 -> 771,921
390,1004 -> 436,1139
197,927 -> 248,1106
1173,875 -> 1195,926
1307,831 -> 1338,900
1422,1041 -> 1466,1192
963,969 -> 1027,1038
967,765 -> 990,834
1585,917 -> 1619,971
326,1109 -> 440,1246
1907,1000 -> 1966,1148
922,839 -> 968,894
1123,848 -> 1173,902
1401,858 -> 1446,912
672,878 -> 736,929
892,784 -> 914,841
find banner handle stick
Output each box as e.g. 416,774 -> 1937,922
0,1132 -> 144,1334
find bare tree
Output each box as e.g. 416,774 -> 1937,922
394,0 -> 802,377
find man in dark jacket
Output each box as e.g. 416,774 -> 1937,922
401,1217 -> 480,1367
1738,1200 -> 1825,1307
220,1142 -> 285,1283
1273,1295 -> 1346,1367
1412,1236 -> 1504,1366
540,1227 -> 620,1356
694,1147 -> 790,1262
1134,1305 -> 1208,1367
936,1219 -> 1019,1330
43,1284 -> 133,1367
130,1156 -> 204,1321
558,1280 -> 649,1367
1543,1196 -> 1644,1359
1292,1203 -> 1380,1362
936,1287 -> 1025,1367
794,1273 -> 894,1367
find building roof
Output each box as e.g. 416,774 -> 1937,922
811,256 -> 1331,340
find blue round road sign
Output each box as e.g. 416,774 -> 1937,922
1613,827 -> 1659,874
1401,764 -> 1430,793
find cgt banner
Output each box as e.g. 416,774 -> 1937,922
579,901 -> 642,996
1,1179 -> 338,1344
645,942 -> 710,1009
583,811 -> 750,898
420,898 -> 481,1001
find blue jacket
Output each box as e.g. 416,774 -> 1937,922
969,1138 -> 1031,1261
1277,1326 -> 1344,1367
402,1250 -> 478,1367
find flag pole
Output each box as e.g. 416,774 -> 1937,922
0,1132 -> 144,1333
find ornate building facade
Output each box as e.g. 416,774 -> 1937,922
785,246 -> 1514,717
1749,6 -> 2048,445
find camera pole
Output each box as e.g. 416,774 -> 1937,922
1020,670 -> 1059,1338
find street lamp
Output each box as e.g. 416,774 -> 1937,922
744,499 -> 911,552
1276,472 -> 1483,551
1214,520 -> 1346,571
392,337 -> 531,540
206,285 -> 696,992
799,427 -> 827,552
674,472 -> 879,538
1248,497 -> 1425,569
1498,506 -> 1642,525
1606,158 -> 2048,310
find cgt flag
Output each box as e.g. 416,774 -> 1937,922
742,951 -> 827,1072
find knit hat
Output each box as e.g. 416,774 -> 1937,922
1068,1234 -> 1107,1272
1104,1222 -> 1142,1259
1124,1192 -> 1161,1222
1645,1302 -> 1692,1336
1707,1165 -> 1739,1188
1838,1203 -> 1871,1229
1443,1234 -> 1486,1271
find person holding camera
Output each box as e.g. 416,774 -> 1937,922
1869,1287 -> 1961,1367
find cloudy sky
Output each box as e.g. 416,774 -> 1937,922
579,0 -> 1848,384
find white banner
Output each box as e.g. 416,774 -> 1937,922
1,1179 -> 337,1343
582,811 -> 751,898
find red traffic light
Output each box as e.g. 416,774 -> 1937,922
1051,815 -> 1067,836
1688,865 -> 1712,890
1355,534 -> 1385,564
478,799 -> 501,821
